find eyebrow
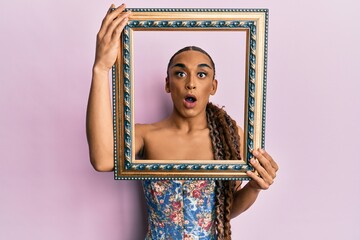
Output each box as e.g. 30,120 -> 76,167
171,63 -> 213,69
198,63 -> 212,69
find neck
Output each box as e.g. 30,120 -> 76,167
168,108 -> 208,133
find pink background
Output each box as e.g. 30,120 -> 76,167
1,0 -> 359,239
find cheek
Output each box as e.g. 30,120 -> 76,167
203,82 -> 215,92
169,81 -> 183,92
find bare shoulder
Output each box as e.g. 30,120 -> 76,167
134,123 -> 154,155
135,121 -> 167,136
135,120 -> 170,142
135,123 -> 154,135
135,123 -> 155,145
237,125 -> 245,160
134,120 -> 169,156
237,125 -> 244,136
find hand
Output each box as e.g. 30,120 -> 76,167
246,149 -> 279,190
93,4 -> 131,72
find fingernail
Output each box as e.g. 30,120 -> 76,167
253,150 -> 258,156
260,149 -> 265,154
250,158 -> 256,164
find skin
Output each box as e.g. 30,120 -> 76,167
86,3 -> 279,220
135,50 -> 218,160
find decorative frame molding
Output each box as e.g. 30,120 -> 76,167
113,8 -> 268,180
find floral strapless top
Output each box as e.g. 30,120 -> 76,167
142,180 -> 216,240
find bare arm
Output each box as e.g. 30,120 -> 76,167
231,126 -> 279,218
231,180 -> 261,218
231,149 -> 279,218
86,4 -> 131,171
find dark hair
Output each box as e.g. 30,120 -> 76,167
166,46 -> 216,79
207,102 -> 241,240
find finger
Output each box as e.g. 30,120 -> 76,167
111,17 -> 129,41
246,171 -> 269,190
109,11 -> 131,41
253,150 -> 276,178
98,4 -> 116,38
105,4 -> 127,28
250,158 -> 274,185
259,149 -> 279,171
101,11 -> 130,46
98,4 -> 127,39
106,4 -> 127,23
108,4 -> 116,14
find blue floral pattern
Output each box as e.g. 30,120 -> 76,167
142,180 -> 216,240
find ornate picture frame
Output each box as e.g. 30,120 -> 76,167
113,8 -> 269,180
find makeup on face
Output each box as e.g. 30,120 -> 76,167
166,50 -> 217,116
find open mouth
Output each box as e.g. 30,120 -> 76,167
185,95 -> 197,103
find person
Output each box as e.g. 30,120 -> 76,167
86,4 -> 279,240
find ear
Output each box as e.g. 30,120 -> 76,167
210,79 -> 218,95
165,77 -> 170,93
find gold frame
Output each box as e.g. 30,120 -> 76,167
113,8 -> 269,180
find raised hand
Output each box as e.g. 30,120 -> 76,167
94,3 -> 131,72
87,4 -> 131,172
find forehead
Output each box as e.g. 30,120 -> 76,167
170,50 -> 213,68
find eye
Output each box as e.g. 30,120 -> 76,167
175,71 -> 186,78
198,72 -> 207,78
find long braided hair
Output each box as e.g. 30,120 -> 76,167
167,46 -> 242,239
207,102 -> 241,240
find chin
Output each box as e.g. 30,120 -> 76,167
178,106 -> 207,119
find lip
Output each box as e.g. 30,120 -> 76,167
183,94 -> 197,109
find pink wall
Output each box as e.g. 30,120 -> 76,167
1,0 -> 359,239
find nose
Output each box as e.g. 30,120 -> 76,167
185,76 -> 196,90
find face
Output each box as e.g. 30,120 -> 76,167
166,50 -> 218,118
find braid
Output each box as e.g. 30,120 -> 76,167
206,102 -> 241,240
206,109 -> 224,160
